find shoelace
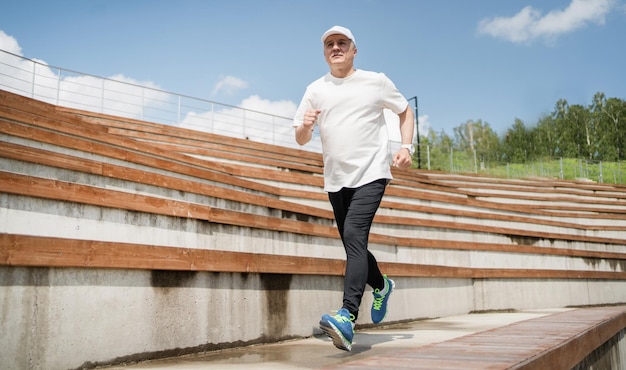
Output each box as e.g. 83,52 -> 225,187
332,311 -> 356,323
372,289 -> 385,310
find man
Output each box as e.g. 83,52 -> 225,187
293,25 -> 415,351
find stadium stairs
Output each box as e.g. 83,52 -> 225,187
1,89 -> 625,369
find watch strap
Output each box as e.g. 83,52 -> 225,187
400,144 -> 415,155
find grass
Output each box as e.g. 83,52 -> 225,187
423,153 -> 626,185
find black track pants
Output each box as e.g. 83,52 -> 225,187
328,178 -> 387,320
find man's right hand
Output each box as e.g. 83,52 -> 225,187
295,109 -> 321,146
303,109 -> 321,130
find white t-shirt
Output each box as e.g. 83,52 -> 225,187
293,69 -> 409,192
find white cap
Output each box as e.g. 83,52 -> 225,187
321,25 -> 356,46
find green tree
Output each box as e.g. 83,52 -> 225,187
591,92 -> 626,161
426,129 -> 454,171
532,115 -> 558,158
567,104 -> 592,159
453,119 -> 501,169
503,118 -> 530,163
551,99 -> 593,158
418,91 -> 623,182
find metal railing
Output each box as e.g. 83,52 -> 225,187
8,49 -> 619,184
0,49 -> 322,152
424,147 -> 625,184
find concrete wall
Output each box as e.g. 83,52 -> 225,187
0,267 -> 335,369
4,266 -> 626,369
573,329 -> 626,369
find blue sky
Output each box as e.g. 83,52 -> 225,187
1,0 -> 625,137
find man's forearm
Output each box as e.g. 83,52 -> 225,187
295,124 -> 314,146
399,108 -> 415,144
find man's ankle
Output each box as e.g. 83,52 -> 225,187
377,277 -> 389,295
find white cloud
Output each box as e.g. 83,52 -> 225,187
56,73 -> 170,119
0,30 -> 170,121
179,94 -> 297,147
211,75 -> 249,96
0,29 -> 302,148
478,0 -> 615,44
0,30 -> 22,55
418,115 -> 432,136
238,95 -> 296,118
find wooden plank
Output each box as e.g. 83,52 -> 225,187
385,182 -> 626,219
397,170 -> 626,198
379,199 -> 625,231
57,103 -> 323,163
0,234 -> 344,274
0,140 -> 104,175
2,234 -> 626,280
329,306 -> 626,370
391,177 -> 626,209
0,141 -> 333,220
379,262 -> 626,279
106,126 -> 324,171
0,171 -> 335,238
0,117 -> 283,195
405,176 -> 626,201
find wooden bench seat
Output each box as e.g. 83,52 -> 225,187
329,305 -> 626,369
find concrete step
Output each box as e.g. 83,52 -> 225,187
105,308 -> 580,369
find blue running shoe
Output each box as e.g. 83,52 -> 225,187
319,308 -> 355,351
371,275 -> 395,324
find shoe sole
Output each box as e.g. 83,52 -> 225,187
319,321 -> 352,351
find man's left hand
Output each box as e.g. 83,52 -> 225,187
392,149 -> 412,169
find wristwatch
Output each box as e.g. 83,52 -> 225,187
400,144 -> 415,155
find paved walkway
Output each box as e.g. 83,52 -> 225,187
108,308 -> 571,369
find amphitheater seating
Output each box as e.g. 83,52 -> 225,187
1,88 -> 626,369
1,89 -> 625,279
